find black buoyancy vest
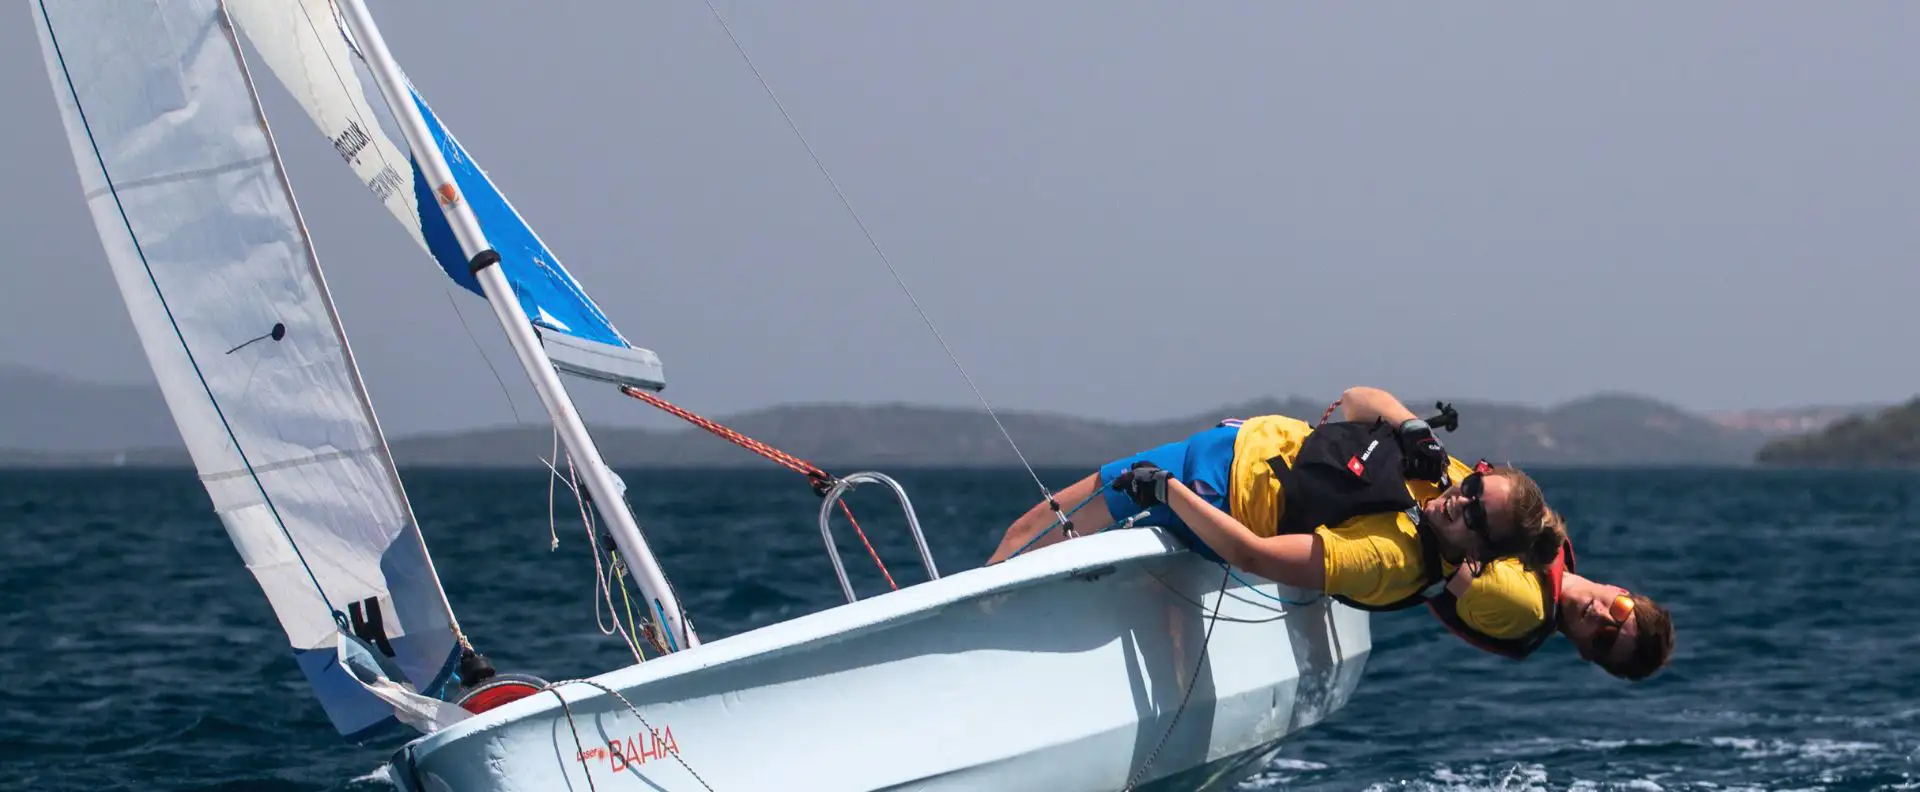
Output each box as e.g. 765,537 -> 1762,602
1425,539 -> 1577,659
1266,419 -> 1448,612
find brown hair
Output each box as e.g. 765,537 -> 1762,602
1481,466 -> 1566,570
1597,594 -> 1675,681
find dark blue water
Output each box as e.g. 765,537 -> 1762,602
2,467 -> 1915,790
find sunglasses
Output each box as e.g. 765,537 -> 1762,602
1590,592 -> 1637,658
1459,472 -> 1494,544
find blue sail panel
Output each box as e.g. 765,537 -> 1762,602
407,89 -> 628,349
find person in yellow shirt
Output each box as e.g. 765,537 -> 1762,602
987,386 -> 1566,613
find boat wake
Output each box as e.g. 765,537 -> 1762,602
1240,733 -> 1920,791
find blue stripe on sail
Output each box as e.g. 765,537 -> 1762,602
406,89 -> 629,350
293,637 -> 462,742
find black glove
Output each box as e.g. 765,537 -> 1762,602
1396,418 -> 1448,483
1110,460 -> 1171,509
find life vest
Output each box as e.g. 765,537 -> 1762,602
1261,418 -> 1452,613
1425,538 -> 1576,659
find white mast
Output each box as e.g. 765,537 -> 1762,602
332,0 -> 697,652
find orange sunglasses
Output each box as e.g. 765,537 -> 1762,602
1591,592 -> 1637,657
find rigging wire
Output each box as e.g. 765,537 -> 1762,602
693,0 -> 1058,507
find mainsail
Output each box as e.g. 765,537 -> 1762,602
32,0 -> 462,739
224,0 -> 665,390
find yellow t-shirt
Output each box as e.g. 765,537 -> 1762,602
1452,558 -> 1548,640
1314,511 -> 1435,605
1224,415 -> 1549,630
1225,414 -> 1313,534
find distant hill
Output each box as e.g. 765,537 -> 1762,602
1,364 -> 1876,469
388,398 -> 1336,469
1705,405 -> 1885,437
382,394 -> 1795,469
1755,397 -> 1920,468
0,367 -> 183,453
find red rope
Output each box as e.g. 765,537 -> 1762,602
1318,397 -> 1343,427
619,386 -> 897,591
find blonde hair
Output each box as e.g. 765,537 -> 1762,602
1482,466 -> 1565,570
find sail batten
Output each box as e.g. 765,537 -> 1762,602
33,0 -> 460,739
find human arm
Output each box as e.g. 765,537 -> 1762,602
1339,386 -> 1450,483
1162,479 -> 1327,589
1338,385 -> 1420,426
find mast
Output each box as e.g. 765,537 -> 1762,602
332,0 -> 697,652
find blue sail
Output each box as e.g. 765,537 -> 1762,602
407,89 -> 664,390
406,89 -> 665,390
407,90 -> 618,346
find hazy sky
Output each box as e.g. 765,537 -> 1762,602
5,3 -> 1916,435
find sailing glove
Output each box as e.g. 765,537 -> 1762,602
1111,461 -> 1171,509
1396,418 -> 1449,482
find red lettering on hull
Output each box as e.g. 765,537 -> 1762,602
580,724 -> 680,772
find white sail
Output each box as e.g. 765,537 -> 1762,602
225,0 -> 665,391
32,0 -> 462,739
220,0 -> 423,246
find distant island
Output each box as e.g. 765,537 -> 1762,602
0,366 -> 1890,469
1754,397 -> 1920,468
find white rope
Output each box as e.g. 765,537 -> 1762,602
539,449 -> 646,664
545,429 -> 560,551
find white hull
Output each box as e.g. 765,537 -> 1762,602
390,529 -> 1371,792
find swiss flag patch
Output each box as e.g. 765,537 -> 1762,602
1347,455 -> 1366,477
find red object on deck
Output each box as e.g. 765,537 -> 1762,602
457,675 -> 548,715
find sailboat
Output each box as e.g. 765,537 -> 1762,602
30,0 -> 1374,789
